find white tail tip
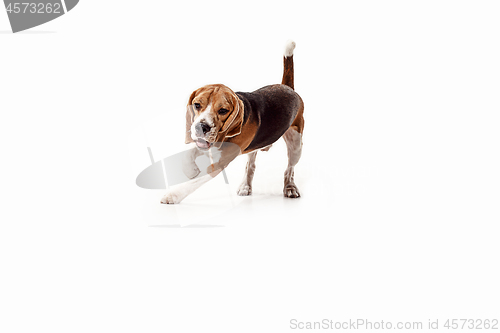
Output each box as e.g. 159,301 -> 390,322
284,40 -> 296,58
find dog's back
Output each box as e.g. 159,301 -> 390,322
237,85 -> 303,152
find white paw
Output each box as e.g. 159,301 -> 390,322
237,184 -> 252,196
284,184 -> 301,198
160,191 -> 182,204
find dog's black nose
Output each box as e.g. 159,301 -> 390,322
201,123 -> 211,134
196,122 -> 212,136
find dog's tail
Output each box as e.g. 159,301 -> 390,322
281,40 -> 296,90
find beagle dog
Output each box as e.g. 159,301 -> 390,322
161,40 -> 304,204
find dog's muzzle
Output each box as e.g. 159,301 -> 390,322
193,122 -> 215,150
195,122 -> 211,137
195,138 -> 212,150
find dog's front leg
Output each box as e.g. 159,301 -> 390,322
160,171 -> 219,204
181,143 -> 203,179
161,145 -> 240,204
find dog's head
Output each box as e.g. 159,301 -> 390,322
185,84 -> 244,150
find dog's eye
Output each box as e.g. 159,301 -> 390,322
194,103 -> 201,110
218,108 -> 229,115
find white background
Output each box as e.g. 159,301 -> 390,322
1,1 -> 499,332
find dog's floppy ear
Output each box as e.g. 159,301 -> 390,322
185,90 -> 197,144
220,94 -> 244,138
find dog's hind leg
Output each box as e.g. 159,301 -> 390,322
237,151 -> 258,196
283,126 -> 302,198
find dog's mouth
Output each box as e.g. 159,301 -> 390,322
195,138 -> 213,150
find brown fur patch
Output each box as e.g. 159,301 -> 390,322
282,55 -> 294,90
